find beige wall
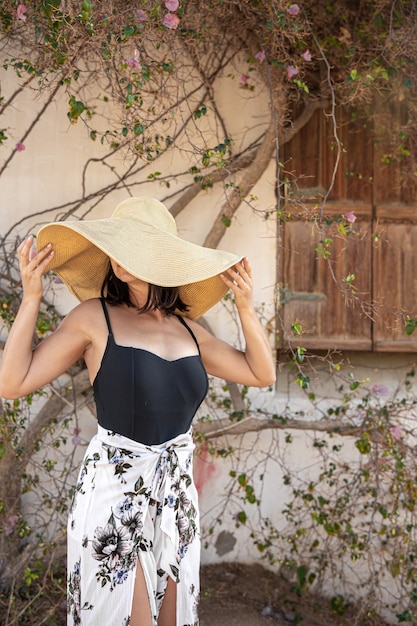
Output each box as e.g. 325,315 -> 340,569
2,53 -> 417,615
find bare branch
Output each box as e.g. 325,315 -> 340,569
196,414 -> 361,440
170,95 -> 329,230
18,369 -> 92,465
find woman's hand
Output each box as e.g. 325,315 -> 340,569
220,257 -> 254,312
193,256 -> 276,387
17,236 -> 54,301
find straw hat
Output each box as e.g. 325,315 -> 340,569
36,196 -> 243,319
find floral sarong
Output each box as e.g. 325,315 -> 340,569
67,425 -> 200,625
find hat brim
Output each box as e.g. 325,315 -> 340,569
37,219 -> 242,319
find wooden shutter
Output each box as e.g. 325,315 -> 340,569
284,106 -> 374,203
280,102 -> 417,352
373,208 -> 417,351
279,206 -> 372,350
372,98 -> 417,350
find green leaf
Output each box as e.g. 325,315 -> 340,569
237,473 -> 247,486
405,317 -> 417,336
355,434 -> 371,454
67,96 -> 86,124
296,565 -> 308,587
133,123 -> 145,135
201,151 -> 211,167
295,373 -> 310,389
291,322 -> 302,335
123,25 -> 136,39
296,346 -> 306,362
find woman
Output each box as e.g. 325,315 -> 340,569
0,197 -> 275,626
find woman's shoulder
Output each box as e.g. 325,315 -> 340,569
61,298 -> 104,329
67,297 -> 102,315
181,316 -> 213,344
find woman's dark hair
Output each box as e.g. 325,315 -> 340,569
100,262 -> 189,315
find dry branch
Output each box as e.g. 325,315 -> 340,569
196,414 -> 362,440
18,368 -> 92,465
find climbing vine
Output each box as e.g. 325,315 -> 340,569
0,0 -> 417,623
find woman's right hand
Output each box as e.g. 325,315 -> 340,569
17,235 -> 54,301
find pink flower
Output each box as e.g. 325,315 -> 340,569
16,4 -> 27,21
344,210 -> 357,223
72,427 -> 81,446
371,383 -> 389,397
301,50 -> 312,62
287,4 -> 300,16
390,425 -> 403,441
136,9 -> 148,22
165,0 -> 179,10
5,514 -> 19,536
287,65 -> 299,78
127,49 -> 141,69
255,50 -> 266,62
15,142 -> 25,152
162,12 -> 180,29
241,74 -> 249,83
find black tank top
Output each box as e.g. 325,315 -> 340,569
93,299 -> 209,445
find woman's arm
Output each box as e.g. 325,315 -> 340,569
0,237 -> 90,399
194,258 -> 276,388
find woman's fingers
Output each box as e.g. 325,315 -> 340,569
220,258 -> 254,307
226,259 -> 252,288
19,237 -> 53,270
18,237 -> 54,297
17,236 -> 34,266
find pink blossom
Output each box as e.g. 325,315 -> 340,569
165,0 -> 179,10
136,9 -> 148,22
241,74 -> 249,83
162,12 -> 180,29
287,4 -> 300,16
72,427 -> 81,446
127,49 -> 141,69
16,4 -> 27,21
287,65 -> 299,79
255,50 -> 266,62
390,425 -> 403,441
371,383 -> 389,397
301,49 -> 312,62
5,514 -> 19,536
15,142 -> 25,152
344,210 -> 357,223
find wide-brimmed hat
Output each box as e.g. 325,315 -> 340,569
36,196 -> 243,319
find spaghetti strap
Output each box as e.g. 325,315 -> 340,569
99,297 -> 113,336
176,315 -> 201,354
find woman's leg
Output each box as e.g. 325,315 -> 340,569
130,561 -> 153,626
157,577 -> 177,626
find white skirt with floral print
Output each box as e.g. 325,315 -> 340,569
67,426 -> 200,625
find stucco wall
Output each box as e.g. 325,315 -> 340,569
2,51 -> 417,617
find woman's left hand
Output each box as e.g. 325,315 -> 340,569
220,257 -> 254,312
196,256 -> 275,387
